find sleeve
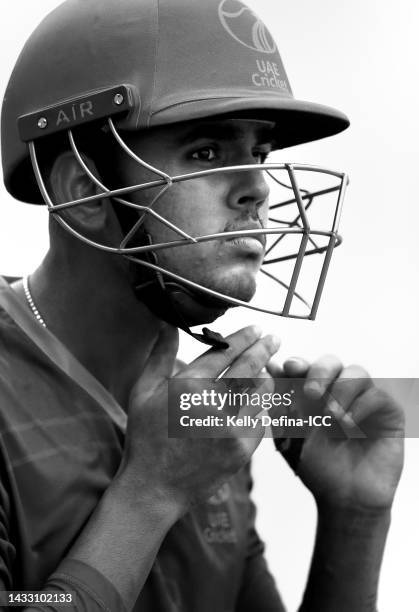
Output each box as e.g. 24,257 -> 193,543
0,398 -> 125,608
0,473 -> 15,589
24,560 -> 127,612
0,473 -> 126,612
235,465 -> 287,612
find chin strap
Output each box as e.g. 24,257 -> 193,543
137,279 -> 230,349
133,235 -> 229,350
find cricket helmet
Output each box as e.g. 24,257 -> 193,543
1,0 -> 350,347
2,0 -> 349,203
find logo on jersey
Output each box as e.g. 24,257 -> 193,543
218,0 -> 277,55
207,482 -> 231,505
204,484 -> 237,544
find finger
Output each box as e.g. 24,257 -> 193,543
187,325 -> 263,377
325,365 -> 372,424
132,324 -> 179,394
283,357 -> 310,377
225,335 -> 281,379
342,386 -> 405,436
214,376 -> 272,457
237,377 -> 272,451
303,354 -> 343,399
267,359 -> 305,403
239,373 -> 275,419
266,359 -> 284,379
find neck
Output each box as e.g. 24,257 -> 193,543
16,249 -> 168,409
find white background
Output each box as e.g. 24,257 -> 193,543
1,1 -> 418,610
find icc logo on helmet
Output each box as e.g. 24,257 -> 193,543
218,0 -> 277,55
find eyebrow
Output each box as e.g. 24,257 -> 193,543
177,121 -> 277,147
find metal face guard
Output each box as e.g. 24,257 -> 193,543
28,117 -> 349,321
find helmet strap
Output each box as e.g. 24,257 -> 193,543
132,234 -> 229,350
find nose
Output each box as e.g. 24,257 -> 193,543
227,166 -> 270,214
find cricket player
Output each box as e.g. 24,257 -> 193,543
0,0 -> 404,610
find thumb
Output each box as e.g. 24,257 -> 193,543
133,324 -> 179,396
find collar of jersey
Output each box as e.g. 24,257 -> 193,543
0,276 -> 127,433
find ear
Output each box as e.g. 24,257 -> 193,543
48,151 -> 120,238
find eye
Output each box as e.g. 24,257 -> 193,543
191,147 -> 217,162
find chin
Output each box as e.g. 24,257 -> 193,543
171,291 -> 230,326
181,273 -> 257,325
213,269 -> 257,303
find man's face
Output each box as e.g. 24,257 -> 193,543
117,118 -> 275,304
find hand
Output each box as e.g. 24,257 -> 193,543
120,324 -> 280,512
268,356 -> 405,512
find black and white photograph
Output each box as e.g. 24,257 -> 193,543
0,1 -> 417,610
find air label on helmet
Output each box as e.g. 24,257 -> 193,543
18,85 -> 134,142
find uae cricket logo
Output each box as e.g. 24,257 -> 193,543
218,0 -> 277,54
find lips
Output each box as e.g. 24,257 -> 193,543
224,225 -> 266,257
225,225 -> 267,248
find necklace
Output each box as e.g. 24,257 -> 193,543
23,277 -> 47,328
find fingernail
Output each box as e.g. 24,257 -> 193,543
252,326 -> 263,338
304,381 -> 323,398
285,357 -> 306,371
287,357 -> 305,364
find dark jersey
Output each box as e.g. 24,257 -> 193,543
0,276 -> 285,611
